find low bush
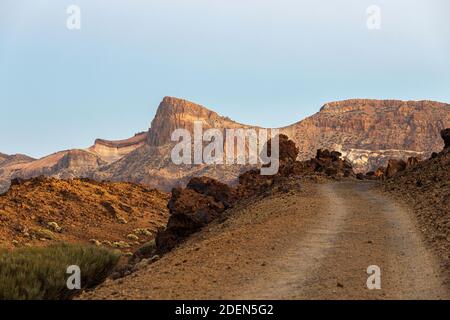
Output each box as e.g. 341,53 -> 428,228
0,243 -> 120,300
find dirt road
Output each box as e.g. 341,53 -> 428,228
81,181 -> 449,300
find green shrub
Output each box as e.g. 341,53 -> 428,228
0,243 -> 120,300
136,239 -> 156,257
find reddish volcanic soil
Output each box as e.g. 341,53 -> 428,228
0,177 -> 169,252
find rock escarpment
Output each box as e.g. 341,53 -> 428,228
89,132 -> 147,163
281,99 -> 449,172
147,97 -> 251,146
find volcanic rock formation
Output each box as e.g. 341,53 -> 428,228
441,128 -> 450,149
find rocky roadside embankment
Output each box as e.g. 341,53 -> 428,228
383,129 -> 450,284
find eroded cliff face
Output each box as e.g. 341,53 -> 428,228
281,99 -> 449,172
147,96 -> 253,146
88,132 -> 147,163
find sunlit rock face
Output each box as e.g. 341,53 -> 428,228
88,132 -> 148,163
281,99 -> 449,172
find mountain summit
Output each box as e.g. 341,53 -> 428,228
147,97 -> 250,146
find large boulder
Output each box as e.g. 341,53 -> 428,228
441,128 -> 450,149
186,177 -> 237,208
406,156 -> 420,169
156,177 -> 239,253
278,134 -> 299,162
375,167 -> 385,179
265,134 -> 299,163
305,149 -> 354,177
385,159 -> 407,178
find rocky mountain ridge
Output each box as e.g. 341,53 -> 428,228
1,97 -> 448,192
0,132 -> 146,193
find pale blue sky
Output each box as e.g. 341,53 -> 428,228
1,0 -> 449,158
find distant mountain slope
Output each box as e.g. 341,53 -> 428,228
2,97 -> 449,192
0,132 -> 146,193
88,132 -> 147,163
281,99 -> 449,172
0,153 -> 35,167
13,149 -> 106,180
0,153 -> 35,193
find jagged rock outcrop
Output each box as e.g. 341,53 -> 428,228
148,97 -> 252,146
156,178 -> 234,253
441,128 -> 450,149
382,156 -> 421,179
304,149 -> 354,178
385,159 -> 407,179
186,177 -> 238,208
